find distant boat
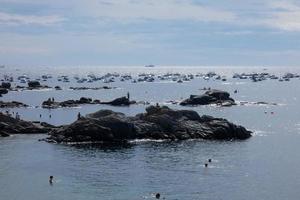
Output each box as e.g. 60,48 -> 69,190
145,65 -> 155,68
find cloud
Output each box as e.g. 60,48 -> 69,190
73,0 -> 236,22
262,1 -> 300,31
0,11 -> 65,26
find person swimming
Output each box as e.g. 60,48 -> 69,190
49,176 -> 54,184
155,193 -> 160,199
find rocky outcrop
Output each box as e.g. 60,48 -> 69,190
46,105 -> 252,143
100,96 -> 136,106
0,101 -> 28,108
42,96 -> 136,108
0,112 -> 50,137
1,82 -> 11,89
28,81 -> 41,88
26,81 -> 51,90
180,89 -> 236,106
69,86 -> 115,90
0,88 -> 8,95
54,86 -> 62,90
42,97 -> 100,108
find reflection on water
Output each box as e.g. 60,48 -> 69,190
1,66 -> 300,199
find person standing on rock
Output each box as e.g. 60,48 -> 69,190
77,112 -> 81,120
127,92 -> 130,100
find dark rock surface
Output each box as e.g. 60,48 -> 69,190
69,86 -> 115,90
0,112 -> 50,137
0,101 -> 28,108
0,88 -> 8,95
1,82 -> 11,89
46,105 -> 252,143
100,96 -> 136,106
42,97 -> 100,108
54,86 -> 62,90
180,89 -> 236,106
26,81 -> 51,90
28,81 -> 41,88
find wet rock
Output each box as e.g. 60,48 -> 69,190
0,130 -> 10,137
0,112 -> 49,136
0,101 -> 28,108
78,97 -> 92,104
1,82 -> 11,89
180,89 -> 236,106
46,105 -> 252,143
69,86 -> 115,90
42,99 -> 60,109
100,96 -> 135,106
42,97 -> 102,108
54,86 -> 62,90
0,88 -> 8,95
28,81 -> 41,88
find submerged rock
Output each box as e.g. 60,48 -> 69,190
180,89 -> 236,106
47,105 -> 252,143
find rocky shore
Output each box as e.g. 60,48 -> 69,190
46,105 -> 252,143
0,112 -> 51,137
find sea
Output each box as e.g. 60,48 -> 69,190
0,66 -> 300,200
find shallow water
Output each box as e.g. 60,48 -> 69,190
1,66 -> 300,199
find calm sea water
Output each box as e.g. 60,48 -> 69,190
1,66 -> 300,200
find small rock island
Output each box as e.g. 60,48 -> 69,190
46,105 -> 251,143
180,89 -> 236,106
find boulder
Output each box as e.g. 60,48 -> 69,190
28,81 -> 41,88
46,105 -> 252,143
54,86 -> 62,90
78,97 -> 92,104
1,82 -> 11,89
0,88 -> 8,95
180,89 -> 236,106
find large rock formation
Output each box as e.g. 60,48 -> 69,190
0,112 -> 50,137
46,105 -> 252,143
180,89 -> 236,106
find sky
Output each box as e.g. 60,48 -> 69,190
0,0 -> 300,67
